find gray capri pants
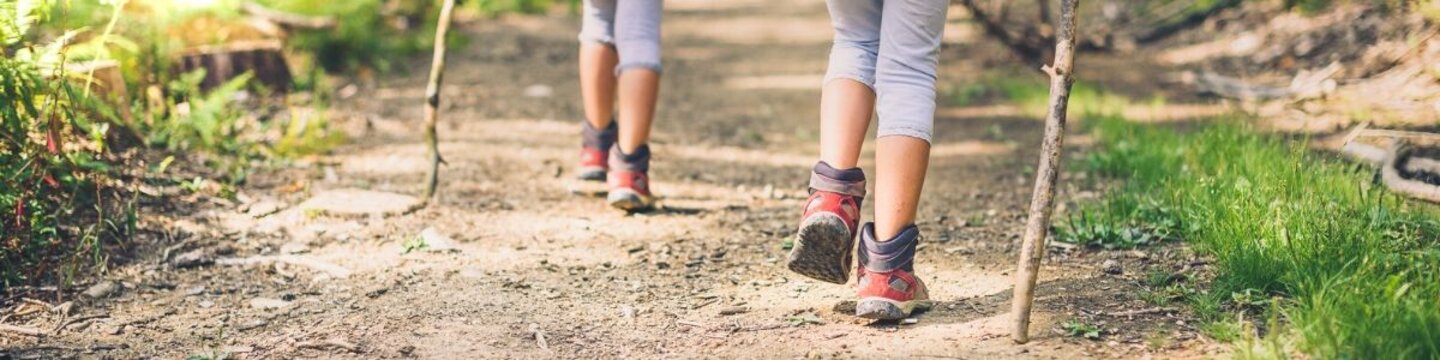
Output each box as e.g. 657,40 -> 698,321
579,0 -> 663,74
826,0 -> 949,143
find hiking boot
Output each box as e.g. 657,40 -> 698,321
607,144 -> 655,211
577,120 -> 617,181
787,162 -> 865,284
855,223 -> 932,320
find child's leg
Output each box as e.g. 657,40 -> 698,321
578,0 -> 618,129
576,0 -> 619,182
614,0 -> 663,154
819,0 -> 882,169
872,0 -> 948,240
787,0 -> 882,285
605,0 -> 663,211
852,0 -> 948,320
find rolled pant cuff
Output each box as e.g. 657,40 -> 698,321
616,62 -> 663,75
823,73 -> 876,91
876,127 -> 933,144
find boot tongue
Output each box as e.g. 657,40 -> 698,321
860,223 -> 918,273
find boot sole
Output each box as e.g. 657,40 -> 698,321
608,188 -> 654,212
786,214 -> 852,284
855,297 -> 933,320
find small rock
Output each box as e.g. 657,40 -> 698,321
337,84 -> 359,99
246,200 -> 286,218
718,306 -> 748,316
901,318 -> 919,325
237,319 -> 268,331
1102,259 -> 1122,275
419,227 -> 460,253
222,345 -> 254,354
249,298 -> 292,310
279,241 -> 311,255
198,300 -> 215,309
84,281 -> 120,299
171,249 -> 214,269
524,84 -> 553,98
184,286 -> 206,296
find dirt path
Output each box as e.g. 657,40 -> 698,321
4,1 -> 1227,358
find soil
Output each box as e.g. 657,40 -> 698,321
2,1 -> 1233,358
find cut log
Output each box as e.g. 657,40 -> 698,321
174,40 -> 292,92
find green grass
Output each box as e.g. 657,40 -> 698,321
1069,116 -> 1440,358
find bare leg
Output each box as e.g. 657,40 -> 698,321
579,43 -> 618,129
819,79 -> 876,169
873,136 -> 929,240
616,69 -> 659,153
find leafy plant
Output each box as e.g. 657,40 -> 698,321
1061,320 -> 1103,340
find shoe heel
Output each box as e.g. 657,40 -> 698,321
786,214 -> 852,284
855,298 -> 909,320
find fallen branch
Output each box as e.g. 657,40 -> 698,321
216,255 -> 353,279
53,314 -> 109,334
1103,307 -> 1177,317
0,324 -> 44,337
297,339 -> 361,353
1383,142 -> 1440,204
529,323 -> 550,351
1194,63 -> 1340,101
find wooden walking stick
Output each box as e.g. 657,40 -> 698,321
421,0 -> 458,202
1011,0 -> 1081,344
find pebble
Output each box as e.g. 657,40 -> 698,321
419,227 -> 460,253
249,298 -> 292,310
171,249 -> 214,268
84,281 -> 120,299
1102,259 -> 1122,275
237,319 -> 268,331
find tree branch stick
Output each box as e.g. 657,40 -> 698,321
421,0 -> 458,202
1011,0 -> 1081,345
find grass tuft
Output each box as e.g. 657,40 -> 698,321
1071,116 -> 1440,358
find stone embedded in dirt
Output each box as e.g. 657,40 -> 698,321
245,200 -> 286,218
222,346 -> 254,354
249,297 -> 292,310
1102,259 -> 1123,275
172,249 -> 215,268
237,319 -> 268,331
418,227 -> 459,253
296,189 -> 423,218
524,84 -> 553,98
719,306 -> 748,316
84,281 -> 120,299
280,241 -> 311,255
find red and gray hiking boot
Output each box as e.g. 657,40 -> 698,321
607,144 -> 655,212
787,162 -> 866,284
855,223 -> 932,320
577,120 -> 617,181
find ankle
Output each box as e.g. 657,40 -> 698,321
609,144 -> 651,172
